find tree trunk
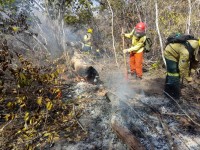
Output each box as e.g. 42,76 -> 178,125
106,0 -> 119,67
71,52 -> 99,83
154,0 -> 166,67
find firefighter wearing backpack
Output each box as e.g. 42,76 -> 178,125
122,22 -> 147,80
82,28 -> 93,53
164,35 -> 200,99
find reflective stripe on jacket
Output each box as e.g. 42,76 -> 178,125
167,72 -> 179,76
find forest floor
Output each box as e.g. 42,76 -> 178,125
50,56 -> 200,150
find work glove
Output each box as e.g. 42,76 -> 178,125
123,49 -> 129,54
190,69 -> 195,75
185,76 -> 193,82
121,33 -> 125,37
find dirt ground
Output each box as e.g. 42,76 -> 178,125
101,58 -> 200,102
98,59 -> 167,97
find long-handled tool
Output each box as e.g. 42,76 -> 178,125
122,27 -> 128,79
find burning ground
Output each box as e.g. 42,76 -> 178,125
51,57 -> 200,150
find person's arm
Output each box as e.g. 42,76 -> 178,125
178,50 -> 190,79
126,36 -> 146,52
124,29 -> 135,38
84,34 -> 91,42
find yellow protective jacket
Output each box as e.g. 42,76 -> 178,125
83,33 -> 92,46
124,29 -> 146,53
164,40 -> 199,78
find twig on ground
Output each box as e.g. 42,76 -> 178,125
43,110 -> 48,130
161,112 -> 186,116
169,128 -> 191,150
157,115 -> 177,150
0,120 -> 12,132
73,104 -> 86,132
163,91 -> 200,127
140,100 -> 177,149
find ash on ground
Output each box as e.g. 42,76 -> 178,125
51,67 -> 200,150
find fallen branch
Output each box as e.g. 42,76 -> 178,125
163,91 -> 200,127
169,128 -> 191,150
157,115 -> 177,150
107,92 -> 145,150
111,117 -> 145,150
140,101 -> 177,150
161,112 -> 186,116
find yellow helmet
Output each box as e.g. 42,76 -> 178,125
87,28 -> 93,33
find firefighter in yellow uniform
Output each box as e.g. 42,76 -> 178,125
82,28 -> 93,53
122,22 -> 147,79
164,37 -> 200,99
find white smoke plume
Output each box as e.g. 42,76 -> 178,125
103,69 -> 145,101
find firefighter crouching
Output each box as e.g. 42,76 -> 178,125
164,38 -> 200,100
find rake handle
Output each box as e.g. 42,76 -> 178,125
122,27 -> 128,78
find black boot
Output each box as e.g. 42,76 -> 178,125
164,83 -> 180,100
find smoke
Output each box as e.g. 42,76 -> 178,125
11,0 -> 87,61
31,10 -> 85,59
103,69 -> 144,101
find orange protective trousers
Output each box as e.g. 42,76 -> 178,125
129,52 -> 143,77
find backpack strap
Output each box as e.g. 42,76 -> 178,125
184,41 -> 195,62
